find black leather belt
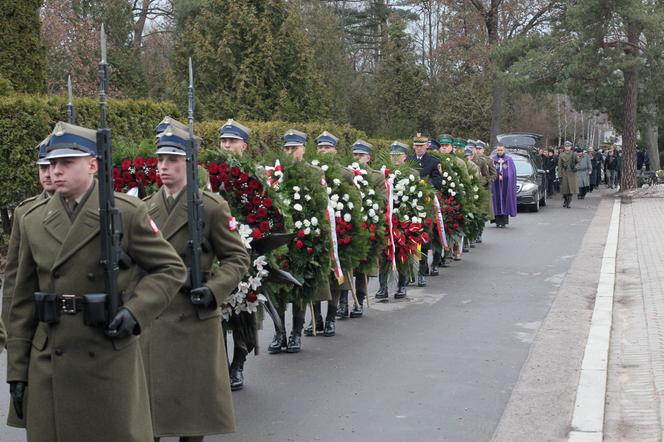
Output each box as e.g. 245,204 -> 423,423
57,294 -> 85,315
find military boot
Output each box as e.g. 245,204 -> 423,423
287,318 -> 303,353
376,266 -> 389,300
350,291 -> 365,318
395,273 -> 408,299
336,291 -> 349,319
230,348 -> 247,391
268,333 -> 287,354
323,312 -> 336,337
304,302 -> 324,336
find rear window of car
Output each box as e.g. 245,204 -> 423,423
497,134 -> 540,147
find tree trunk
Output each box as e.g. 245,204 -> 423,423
621,23 -> 640,190
644,104 -> 660,171
490,78 -> 502,145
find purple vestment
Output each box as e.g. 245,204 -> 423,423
490,153 -> 518,217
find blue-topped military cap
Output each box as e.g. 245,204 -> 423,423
428,138 -> 441,150
564,140 -> 573,147
283,129 -> 307,147
45,122 -> 97,159
316,131 -> 339,147
37,135 -> 51,165
464,147 -> 474,157
475,140 -> 486,149
352,139 -> 373,154
466,140 -> 477,148
155,116 -> 188,135
219,118 -> 250,142
390,141 -> 409,155
156,125 -> 188,156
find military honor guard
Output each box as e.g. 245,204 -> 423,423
558,141 -> 579,208
6,122 -> 187,442
472,140 -> 496,242
142,121 -> 250,441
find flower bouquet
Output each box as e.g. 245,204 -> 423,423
113,156 -> 160,192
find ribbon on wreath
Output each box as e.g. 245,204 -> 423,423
325,202 -> 344,285
433,194 -> 448,249
382,167 -> 397,271
265,160 -> 283,188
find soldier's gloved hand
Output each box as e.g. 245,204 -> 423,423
190,286 -> 217,309
9,381 -> 26,420
105,308 -> 138,339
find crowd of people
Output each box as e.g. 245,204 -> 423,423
0,113 -> 524,441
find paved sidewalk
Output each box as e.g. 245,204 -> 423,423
605,198 -> 664,441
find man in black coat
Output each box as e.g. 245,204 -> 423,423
407,134 -> 442,287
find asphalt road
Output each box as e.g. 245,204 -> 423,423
0,192 -> 602,442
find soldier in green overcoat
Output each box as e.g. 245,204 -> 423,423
2,138 -> 56,429
557,141 -> 579,208
142,122 -> 250,441
472,140 -> 496,242
6,122 -> 187,442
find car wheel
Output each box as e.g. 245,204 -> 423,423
540,188 -> 547,207
531,192 -> 540,212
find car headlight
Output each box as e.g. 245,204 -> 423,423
521,183 -> 537,192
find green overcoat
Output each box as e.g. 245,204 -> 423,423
7,181 -> 187,442
558,151 -> 579,195
472,156 -> 496,220
142,188 -> 250,437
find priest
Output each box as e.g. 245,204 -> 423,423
490,144 -> 517,228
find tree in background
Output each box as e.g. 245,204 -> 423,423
0,0 -> 47,93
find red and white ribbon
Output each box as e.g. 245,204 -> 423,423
433,195 -> 448,249
383,167 -> 397,271
265,160 -> 283,188
325,203 -> 344,284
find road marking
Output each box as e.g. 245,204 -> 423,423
568,199 -> 621,442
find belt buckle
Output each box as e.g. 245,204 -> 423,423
60,294 -> 77,314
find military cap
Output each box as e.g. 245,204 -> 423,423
428,138 -> 441,150
413,133 -> 429,145
475,140 -> 486,149
37,136 -> 51,165
352,139 -> 373,154
564,140 -> 573,147
156,116 -> 188,135
45,121 -> 97,159
466,140 -> 477,149
438,134 -> 454,144
453,138 -> 466,148
283,129 -> 307,147
156,125 -> 189,156
390,141 -> 409,155
464,147 -> 474,157
316,131 -> 339,147
575,147 -> 583,153
219,119 -> 250,142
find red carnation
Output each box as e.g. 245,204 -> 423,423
361,223 -> 368,230
252,228 -> 262,239
369,224 -> 376,232
208,163 -> 219,174
370,235 -> 376,241
219,162 -> 229,171
246,292 -> 258,303
231,166 -> 241,177
247,214 -> 257,224
252,196 -> 262,205
248,179 -> 260,190
256,207 -> 268,218
134,157 -> 145,169
147,169 -> 157,180
296,240 -> 304,250
121,159 -> 132,170
146,157 -> 158,168
453,223 -> 459,229
259,221 -> 270,233
240,172 -> 249,183
245,203 -> 254,212
136,170 -> 146,181
297,229 -> 305,238
263,198 -> 273,208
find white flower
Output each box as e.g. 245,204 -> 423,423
326,187 -> 332,195
366,199 -> 373,206
304,227 -> 311,235
295,221 -> 303,229
293,203 -> 303,211
315,228 -> 321,235
409,174 -> 415,181
372,215 -> 379,223
303,219 -> 311,227
410,186 -> 416,193
372,203 -> 379,210
305,195 -> 312,201
368,209 -> 376,217
419,212 -> 426,218
450,182 -> 456,188
342,194 -> 350,202
343,213 -> 352,222
417,191 -> 423,198
363,215 -> 368,221
311,217 -> 318,226
402,195 -> 409,202
294,193 -> 301,200
321,164 -> 329,172
333,178 -> 341,186
293,186 -> 301,192
411,217 -> 420,223
331,194 -> 339,202
311,160 -> 320,166
368,189 -> 376,196
473,186 -> 479,192
335,210 -> 341,217
441,180 -> 447,186
459,183 -> 464,188
336,202 -> 344,211
450,190 -> 457,196
443,172 -> 449,178
404,215 -> 410,221
347,202 -> 354,210
283,198 -> 291,205
395,170 -> 402,176
474,194 -> 479,200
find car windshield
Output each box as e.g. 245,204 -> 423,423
513,158 -> 534,177
497,134 -> 540,147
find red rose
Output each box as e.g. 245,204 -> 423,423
245,203 -> 254,212
112,167 -> 121,178
424,218 -> 433,227
219,162 -> 229,171
121,159 -> 132,170
246,292 -> 258,303
122,171 -> 132,182
252,196 -> 262,205
231,166 -> 241,177
296,240 -> 304,250
306,247 -> 313,254
114,181 -> 124,192
220,171 -> 228,182
370,235 -> 376,241
453,223 -> 459,229
248,179 -> 260,190
297,229 -> 305,238
208,163 -> 219,174
263,198 -> 273,208
252,228 -> 262,239
240,172 -> 249,183
247,214 -> 257,224
369,224 -> 376,232
361,223 -> 368,230
256,207 -> 268,218
134,157 -> 145,169
456,214 -> 462,221
136,170 -> 146,181
146,157 -> 158,168
147,169 -> 157,180
259,221 -> 270,232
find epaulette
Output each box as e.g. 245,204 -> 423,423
22,196 -> 49,219
16,194 -> 39,208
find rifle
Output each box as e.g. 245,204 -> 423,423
67,75 -> 75,124
96,24 -> 123,321
185,57 -> 206,300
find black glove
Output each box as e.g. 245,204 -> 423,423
105,308 -> 138,339
190,286 -> 217,309
9,381 -> 26,420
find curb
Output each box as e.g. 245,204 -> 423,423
568,199 -> 621,442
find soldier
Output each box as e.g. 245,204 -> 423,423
2,138 -> 56,429
304,131 -> 349,337
376,141 -> 410,301
142,122 -> 250,441
558,141 -> 579,208
218,118 -> 253,391
472,140 -> 496,243
269,129 -> 331,353
407,133 -> 442,287
6,122 -> 187,442
337,139 -> 386,318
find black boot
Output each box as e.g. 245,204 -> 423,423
268,333 -> 287,354
287,318 -> 303,353
230,360 -> 244,391
336,291 -> 349,319
350,291 -> 365,318
304,315 -> 324,336
375,286 -> 388,300
395,273 -> 408,299
323,317 -> 336,337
